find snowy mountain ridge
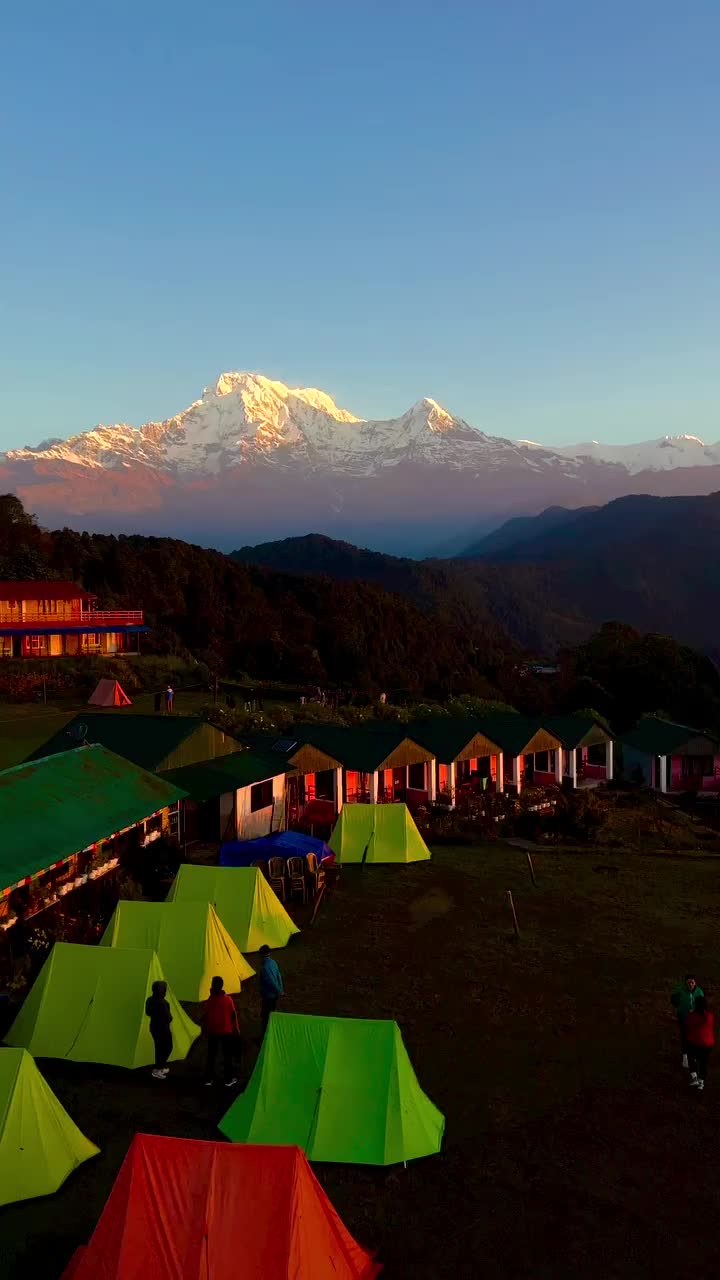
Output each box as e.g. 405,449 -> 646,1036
520,433 -> 720,474
4,371 -> 720,555
8,371 -> 718,480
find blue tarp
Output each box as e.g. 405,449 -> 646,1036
219,830 -> 333,868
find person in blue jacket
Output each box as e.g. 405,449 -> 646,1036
258,945 -> 284,1036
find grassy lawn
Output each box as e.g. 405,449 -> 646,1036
3,843 -> 720,1278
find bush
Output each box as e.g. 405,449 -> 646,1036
549,790 -> 607,843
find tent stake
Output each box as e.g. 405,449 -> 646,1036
526,851 -> 537,887
506,890 -> 520,941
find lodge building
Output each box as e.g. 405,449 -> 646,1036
0,581 -> 147,657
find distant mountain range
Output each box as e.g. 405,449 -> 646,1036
5,371 -> 720,554
234,492 -> 720,656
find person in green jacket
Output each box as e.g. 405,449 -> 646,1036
671,974 -> 704,1069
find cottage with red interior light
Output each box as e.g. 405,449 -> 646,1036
0,581 -> 147,658
620,718 -> 720,794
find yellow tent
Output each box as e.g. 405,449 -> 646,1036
329,804 -> 431,864
0,1048 -> 98,1205
167,865 -> 299,951
100,901 -> 254,1001
5,943 -> 200,1068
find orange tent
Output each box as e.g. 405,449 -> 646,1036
62,1135 -> 380,1280
88,679 -> 132,707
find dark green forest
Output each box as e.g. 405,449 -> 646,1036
2,496 -> 720,731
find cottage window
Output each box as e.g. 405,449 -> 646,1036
250,779 -> 274,812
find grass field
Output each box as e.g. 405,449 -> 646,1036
3,843 -> 720,1279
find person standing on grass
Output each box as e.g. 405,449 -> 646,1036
671,974 -> 704,1068
204,976 -> 239,1088
165,684 -> 174,713
145,980 -> 173,1080
687,996 -> 715,1092
258,945 -> 284,1035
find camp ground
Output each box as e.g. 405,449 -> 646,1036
219,1012 -> 445,1165
167,865 -> 299,951
329,803 -> 431,864
62,1135 -> 380,1280
100,900 -> 254,1002
4,943 -> 200,1068
0,1048 -> 98,1207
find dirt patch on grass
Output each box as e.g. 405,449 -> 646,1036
408,886 -> 455,929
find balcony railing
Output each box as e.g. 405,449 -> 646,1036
80,610 -> 144,625
0,608 -> 143,626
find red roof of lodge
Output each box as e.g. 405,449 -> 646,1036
0,580 -> 93,602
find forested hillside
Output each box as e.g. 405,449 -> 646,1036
0,498 -> 514,696
236,492 -> 720,656
3,495 -> 720,728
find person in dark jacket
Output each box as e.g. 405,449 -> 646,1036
670,974 -> 704,1069
687,996 -> 715,1092
258,945 -> 284,1035
145,980 -> 173,1080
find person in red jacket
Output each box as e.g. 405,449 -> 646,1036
686,995 -> 715,1092
203,976 -> 239,1088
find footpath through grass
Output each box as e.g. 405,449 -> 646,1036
3,844 -> 720,1278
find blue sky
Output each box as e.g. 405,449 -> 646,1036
1,0 -> 718,448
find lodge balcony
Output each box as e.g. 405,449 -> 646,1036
0,607 -> 144,628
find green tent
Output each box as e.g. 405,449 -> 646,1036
329,804 -> 431,864
167,865 -> 299,952
219,1012 -> 445,1166
4,943 -> 200,1069
0,1047 -> 99,1206
100,901 -> 255,1002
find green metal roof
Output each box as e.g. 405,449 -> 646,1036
296,723 -> 430,771
27,714 -> 242,773
475,715 -> 562,757
541,715 -> 612,750
0,745 -> 186,893
404,717 -> 503,763
160,750 -> 293,803
620,718 -> 718,757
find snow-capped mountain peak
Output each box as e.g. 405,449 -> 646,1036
9,373 -> 719,484
4,369 -> 720,555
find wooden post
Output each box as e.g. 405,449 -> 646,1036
506,889 -> 520,940
526,850 -> 537,887
310,883 -> 326,926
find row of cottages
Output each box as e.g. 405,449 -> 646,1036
0,580 -> 147,658
22,712 -> 617,878
239,713 -> 615,826
0,746 -> 185,933
620,718 -> 720,795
